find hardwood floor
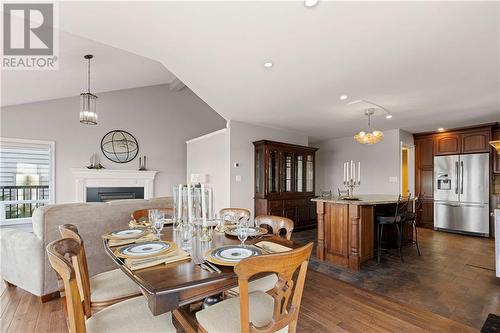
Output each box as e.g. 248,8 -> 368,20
293,227 -> 499,330
0,270 -> 475,333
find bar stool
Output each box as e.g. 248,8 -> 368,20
401,194 -> 423,256
376,195 -> 409,263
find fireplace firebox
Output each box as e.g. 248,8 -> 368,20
86,187 -> 144,202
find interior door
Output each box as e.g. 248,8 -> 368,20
434,155 -> 459,202
459,153 -> 489,204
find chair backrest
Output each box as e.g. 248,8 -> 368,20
59,224 -> 92,317
219,208 -> 251,225
394,194 -> 411,219
131,207 -> 173,223
255,215 -> 294,240
234,242 -> 313,333
46,238 -> 87,333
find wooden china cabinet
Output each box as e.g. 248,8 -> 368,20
253,140 -> 318,230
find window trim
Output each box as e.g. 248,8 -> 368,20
0,137 -> 55,225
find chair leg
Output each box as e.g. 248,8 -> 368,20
377,224 -> 383,264
413,221 -> 421,256
395,223 -> 403,263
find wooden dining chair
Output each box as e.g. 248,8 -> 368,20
46,238 -> 176,333
131,207 -> 173,224
219,208 -> 251,225
255,215 -> 294,240
195,242 -> 314,333
59,224 -> 141,316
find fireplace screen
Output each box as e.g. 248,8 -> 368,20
86,187 -> 144,202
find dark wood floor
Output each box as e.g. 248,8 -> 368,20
0,270 -> 476,333
293,227 -> 499,330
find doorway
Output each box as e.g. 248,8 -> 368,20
401,147 -> 409,196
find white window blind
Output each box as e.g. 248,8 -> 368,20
0,138 -> 54,225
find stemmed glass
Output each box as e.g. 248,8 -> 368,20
150,210 -> 165,239
237,220 -> 249,247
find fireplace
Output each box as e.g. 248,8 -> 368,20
71,169 -> 157,203
86,187 -> 144,202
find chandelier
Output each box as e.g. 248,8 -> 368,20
354,109 -> 384,144
80,54 -> 98,125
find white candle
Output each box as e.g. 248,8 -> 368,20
345,162 -> 348,182
177,184 -> 182,220
201,184 -> 207,225
187,184 -> 193,223
343,162 -> 346,182
358,162 -> 361,183
350,160 -> 354,181
208,187 -> 213,219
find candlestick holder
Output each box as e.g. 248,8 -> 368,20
343,179 -> 361,198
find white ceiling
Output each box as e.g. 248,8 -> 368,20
1,31 -> 176,107
7,2 -> 500,141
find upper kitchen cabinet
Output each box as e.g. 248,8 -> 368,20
461,129 -> 491,154
433,126 -> 492,156
434,133 -> 460,155
415,137 -> 435,168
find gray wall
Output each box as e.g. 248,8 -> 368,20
1,84 -> 226,203
315,129 -> 402,196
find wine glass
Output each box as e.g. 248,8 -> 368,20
148,209 -> 158,234
152,211 -> 165,239
237,220 -> 249,247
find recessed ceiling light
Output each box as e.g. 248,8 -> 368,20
263,61 -> 273,68
385,114 -> 393,119
437,128 -> 445,132
304,0 -> 319,8
339,95 -> 348,100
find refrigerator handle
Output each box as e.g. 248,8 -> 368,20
460,161 -> 464,194
455,161 -> 459,194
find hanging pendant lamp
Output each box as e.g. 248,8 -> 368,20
354,109 -> 384,144
80,54 -> 98,125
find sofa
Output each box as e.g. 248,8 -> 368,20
0,197 -> 173,298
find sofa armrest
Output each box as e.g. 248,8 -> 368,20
0,228 -> 44,296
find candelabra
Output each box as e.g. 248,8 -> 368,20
343,160 -> 361,198
343,178 -> 360,198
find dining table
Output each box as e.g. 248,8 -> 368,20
103,225 -> 300,331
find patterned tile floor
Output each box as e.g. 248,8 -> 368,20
292,227 -> 499,329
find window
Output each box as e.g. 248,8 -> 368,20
0,138 -> 54,225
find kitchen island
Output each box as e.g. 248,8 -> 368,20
312,195 -> 400,272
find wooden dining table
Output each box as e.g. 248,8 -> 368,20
103,225 -> 299,331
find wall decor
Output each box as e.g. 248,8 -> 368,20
101,130 -> 139,163
86,153 -> 104,169
138,155 -> 147,171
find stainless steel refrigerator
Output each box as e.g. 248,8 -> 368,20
434,153 -> 489,236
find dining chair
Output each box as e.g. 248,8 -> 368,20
255,215 -> 294,240
195,242 -> 314,333
46,238 -> 176,333
58,224 -> 141,316
219,208 -> 251,225
131,207 -> 173,224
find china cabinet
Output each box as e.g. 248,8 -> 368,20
254,140 -> 318,229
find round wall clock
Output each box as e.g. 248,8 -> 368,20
101,130 -> 139,163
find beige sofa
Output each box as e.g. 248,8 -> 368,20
0,197 -> 173,298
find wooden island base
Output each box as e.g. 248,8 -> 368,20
313,195 -> 401,272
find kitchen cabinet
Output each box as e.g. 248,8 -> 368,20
254,140 -> 318,229
492,129 -> 500,174
435,133 -> 460,155
461,129 -> 491,154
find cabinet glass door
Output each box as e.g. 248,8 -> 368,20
282,152 -> 293,193
268,149 -> 280,194
306,154 -> 314,192
295,155 -> 304,192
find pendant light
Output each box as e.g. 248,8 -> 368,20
80,54 -> 98,125
489,140 -> 500,154
354,109 -> 384,144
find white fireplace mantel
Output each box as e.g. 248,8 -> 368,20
70,168 -> 158,202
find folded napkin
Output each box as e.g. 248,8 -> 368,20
124,248 -> 190,271
128,219 -> 151,229
254,241 -> 292,253
107,232 -> 158,247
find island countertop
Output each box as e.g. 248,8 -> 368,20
311,194 -> 400,205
